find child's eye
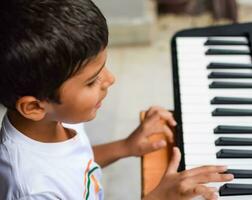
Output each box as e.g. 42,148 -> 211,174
87,76 -> 102,87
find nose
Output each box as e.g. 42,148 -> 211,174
101,68 -> 115,90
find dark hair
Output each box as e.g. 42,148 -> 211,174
0,0 -> 108,109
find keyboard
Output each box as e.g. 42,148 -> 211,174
172,23 -> 252,200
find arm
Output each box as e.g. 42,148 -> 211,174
92,139 -> 130,168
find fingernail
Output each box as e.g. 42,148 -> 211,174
219,165 -> 228,171
160,140 -> 167,147
172,121 -> 177,126
223,174 -> 234,180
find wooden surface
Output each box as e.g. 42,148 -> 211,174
140,112 -> 174,197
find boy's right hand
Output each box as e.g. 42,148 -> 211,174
143,147 -> 234,200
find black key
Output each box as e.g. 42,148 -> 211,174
207,62 -> 252,69
215,137 -> 252,146
211,97 -> 252,104
209,81 -> 252,88
220,183 -> 252,196
225,169 -> 252,178
216,149 -> 252,158
214,125 -> 252,134
208,72 -> 252,78
212,108 -> 252,116
205,39 -> 248,46
206,49 -> 250,55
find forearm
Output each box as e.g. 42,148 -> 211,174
92,139 -> 131,168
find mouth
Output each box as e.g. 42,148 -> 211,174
95,94 -> 107,108
95,101 -> 102,108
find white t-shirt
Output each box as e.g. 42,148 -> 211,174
0,115 -> 103,200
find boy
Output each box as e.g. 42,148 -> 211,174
0,0 -> 233,199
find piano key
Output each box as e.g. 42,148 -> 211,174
208,72 -> 252,79
211,97 -> 252,104
180,72 -> 252,81
176,37 -> 248,46
219,183 -> 252,196
178,55 -> 252,64
183,123 -> 252,134
180,80 -> 252,87
180,68 -> 252,78
184,134 -> 252,144
215,137 -> 252,146
214,125 -> 252,133
179,66 -> 252,77
178,54 -> 251,62
212,108 -> 252,116
180,89 -> 252,96
206,49 -> 250,55
185,155 -> 252,165
180,88 -> 252,97
205,39 -> 248,46
179,45 -> 250,53
225,169 -> 252,178
216,149 -> 252,158
184,144 -> 252,154
207,62 -> 252,69
182,114 -> 252,124
187,165 -> 252,171
182,103 -> 252,110
209,81 -> 252,88
182,95 -> 252,104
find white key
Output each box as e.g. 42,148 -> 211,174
184,134 -> 252,143
184,144 -> 252,154
182,123 -> 252,133
185,155 -> 252,165
181,114 -> 252,123
181,105 -> 252,114
176,37 -> 248,46
180,89 -> 252,96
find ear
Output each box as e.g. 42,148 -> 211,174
15,96 -> 47,121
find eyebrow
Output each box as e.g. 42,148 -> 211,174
85,61 -> 106,83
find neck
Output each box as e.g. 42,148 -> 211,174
7,110 -> 75,143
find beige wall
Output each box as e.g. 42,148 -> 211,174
92,0 -> 145,19
238,0 -> 252,5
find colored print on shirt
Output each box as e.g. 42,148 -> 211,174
83,159 -> 102,200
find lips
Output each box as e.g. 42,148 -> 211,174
96,93 -> 107,108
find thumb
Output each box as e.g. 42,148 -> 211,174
166,147 -> 181,175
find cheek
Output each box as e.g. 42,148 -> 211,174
66,89 -> 100,119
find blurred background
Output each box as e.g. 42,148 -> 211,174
1,0 -> 252,199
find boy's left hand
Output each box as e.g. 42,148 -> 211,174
125,106 -> 177,157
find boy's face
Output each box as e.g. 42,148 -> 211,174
46,48 -> 115,123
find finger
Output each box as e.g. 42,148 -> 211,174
181,165 -> 228,178
190,185 -> 218,200
143,112 -> 161,125
146,124 -> 174,142
145,106 -> 164,117
146,107 -> 177,127
163,125 -> 174,143
147,125 -> 174,143
158,110 -> 177,127
190,173 -> 234,184
140,140 -> 167,154
166,147 -> 181,174
152,140 -> 167,150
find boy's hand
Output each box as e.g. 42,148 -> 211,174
125,106 -> 177,157
144,147 -> 234,200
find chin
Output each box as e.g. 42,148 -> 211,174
85,112 -> 97,122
